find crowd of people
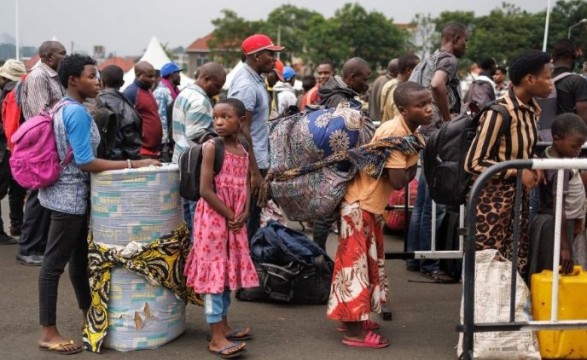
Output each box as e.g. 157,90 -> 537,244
1,19 -> 587,357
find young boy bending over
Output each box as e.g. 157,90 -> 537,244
327,81 -> 433,349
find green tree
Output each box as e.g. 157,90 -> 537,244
467,4 -> 544,65
208,9 -> 263,66
260,5 -> 325,64
305,3 -> 407,72
547,0 -> 587,68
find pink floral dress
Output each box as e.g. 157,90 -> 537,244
184,147 -> 259,294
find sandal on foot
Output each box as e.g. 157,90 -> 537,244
206,327 -> 253,342
225,327 -> 252,341
420,270 -> 459,284
39,340 -> 83,355
337,319 -> 380,332
342,331 -> 389,349
209,342 -> 246,359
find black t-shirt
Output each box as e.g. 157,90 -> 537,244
553,66 -> 587,114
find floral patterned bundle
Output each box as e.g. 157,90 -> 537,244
268,103 -> 375,221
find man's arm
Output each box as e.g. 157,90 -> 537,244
430,70 -> 451,121
575,101 -> 587,124
241,110 -> 263,195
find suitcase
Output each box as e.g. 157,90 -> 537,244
531,266 -> 587,359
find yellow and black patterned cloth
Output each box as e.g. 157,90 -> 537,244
82,224 -> 202,352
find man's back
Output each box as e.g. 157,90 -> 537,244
318,76 -> 356,108
553,66 -> 587,115
171,84 -> 214,163
228,63 -> 270,169
98,88 -> 142,160
124,81 -> 162,158
22,62 -> 64,120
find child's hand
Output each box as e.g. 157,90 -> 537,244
228,212 -> 248,232
560,247 -> 574,275
521,169 -> 538,189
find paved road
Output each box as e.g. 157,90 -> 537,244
0,198 -> 462,360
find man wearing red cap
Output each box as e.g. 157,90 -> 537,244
228,33 -> 284,241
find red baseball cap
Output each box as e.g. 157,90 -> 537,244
241,34 -> 285,55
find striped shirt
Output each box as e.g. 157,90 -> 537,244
171,84 -> 214,163
465,89 -> 541,179
22,62 -> 65,120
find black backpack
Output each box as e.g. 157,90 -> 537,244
423,103 -> 511,206
178,137 -> 224,201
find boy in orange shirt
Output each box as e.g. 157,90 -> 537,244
327,81 -> 433,348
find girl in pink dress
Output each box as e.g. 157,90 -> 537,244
185,98 -> 259,359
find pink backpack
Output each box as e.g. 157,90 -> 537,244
10,100 -> 73,190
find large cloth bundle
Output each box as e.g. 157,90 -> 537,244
85,164 -> 188,352
268,103 -> 375,221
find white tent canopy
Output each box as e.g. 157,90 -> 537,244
121,36 -> 193,91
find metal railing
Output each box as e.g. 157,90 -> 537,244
460,158 -> 587,360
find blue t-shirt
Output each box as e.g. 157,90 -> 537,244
228,63 -> 270,169
62,101 -> 96,165
39,97 -> 101,215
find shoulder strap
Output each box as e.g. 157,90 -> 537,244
212,137 -> 224,174
52,99 -> 78,167
553,72 -> 573,83
486,103 -> 512,159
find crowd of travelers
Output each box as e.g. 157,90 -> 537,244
1,19 -> 587,357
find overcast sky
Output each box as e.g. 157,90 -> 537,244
1,0 -> 548,56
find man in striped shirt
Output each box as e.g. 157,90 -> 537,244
172,62 -> 226,237
465,50 -> 553,278
17,41 -> 66,266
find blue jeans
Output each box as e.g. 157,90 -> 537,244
406,174 -> 446,273
183,199 -> 195,243
204,290 -> 231,324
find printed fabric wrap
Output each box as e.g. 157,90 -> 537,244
261,132 -> 425,221
82,224 -> 202,353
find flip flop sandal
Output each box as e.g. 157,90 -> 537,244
341,331 -> 390,349
39,340 -> 83,355
209,342 -> 247,359
206,327 -> 253,342
337,319 -> 380,332
225,327 -> 253,341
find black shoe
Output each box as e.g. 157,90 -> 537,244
0,233 -> 17,245
16,253 -> 43,266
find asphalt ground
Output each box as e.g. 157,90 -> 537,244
0,197 -> 462,360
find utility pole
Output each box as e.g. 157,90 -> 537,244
15,0 -> 20,60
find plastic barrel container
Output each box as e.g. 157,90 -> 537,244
532,266 -> 587,359
91,164 -> 186,351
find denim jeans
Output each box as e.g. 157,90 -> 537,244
312,210 -> 339,250
39,210 -> 91,326
182,199 -> 195,242
406,173 -> 446,273
247,169 -> 267,242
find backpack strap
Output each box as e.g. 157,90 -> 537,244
553,72 -> 573,83
485,103 -> 512,159
51,99 -> 79,167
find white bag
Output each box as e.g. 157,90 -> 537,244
457,249 -> 541,359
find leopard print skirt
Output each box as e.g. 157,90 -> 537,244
474,178 -> 530,277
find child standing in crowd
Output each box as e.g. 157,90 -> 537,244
184,98 -> 259,359
530,113 -> 587,277
37,54 -> 160,354
327,81 -> 432,349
